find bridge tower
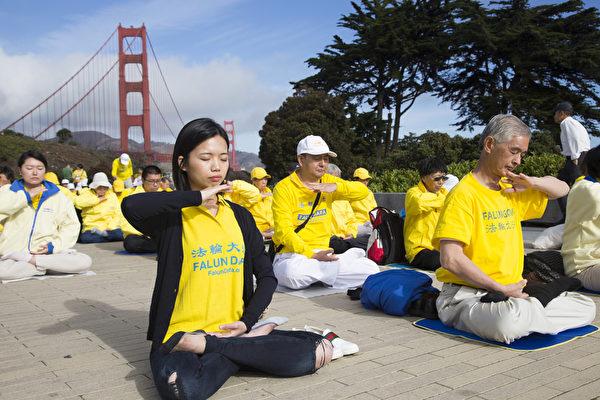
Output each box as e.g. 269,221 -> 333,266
118,24 -> 151,154
223,121 -> 238,170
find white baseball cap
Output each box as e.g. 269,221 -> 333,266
61,179 -> 69,184
296,135 -> 337,158
120,153 -> 130,165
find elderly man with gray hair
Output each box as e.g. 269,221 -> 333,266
432,114 -> 595,344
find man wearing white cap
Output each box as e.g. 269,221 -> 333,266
271,135 -> 380,289
112,153 -> 134,188
74,172 -> 124,243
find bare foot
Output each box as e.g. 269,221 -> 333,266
172,333 -> 207,354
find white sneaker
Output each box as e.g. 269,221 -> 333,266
323,329 -> 359,357
304,325 -> 358,359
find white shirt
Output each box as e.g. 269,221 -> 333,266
560,116 -> 590,159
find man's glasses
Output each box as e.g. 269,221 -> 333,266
144,179 -> 162,184
433,176 -> 449,182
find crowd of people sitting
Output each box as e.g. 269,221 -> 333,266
1,106 -> 599,399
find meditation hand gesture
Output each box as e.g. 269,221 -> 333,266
306,182 -> 337,193
500,279 -> 529,299
501,171 -> 534,193
211,321 -> 248,337
199,182 -> 233,205
311,249 -> 338,262
28,186 -> 47,198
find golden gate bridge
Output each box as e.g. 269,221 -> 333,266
1,24 -> 238,168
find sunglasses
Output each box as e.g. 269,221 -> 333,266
433,176 -> 449,182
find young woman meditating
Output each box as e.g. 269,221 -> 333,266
122,118 -> 332,400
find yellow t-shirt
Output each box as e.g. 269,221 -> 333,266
331,200 -> 358,238
350,190 -> 377,224
403,181 -> 447,262
223,180 -> 262,208
272,171 -> 369,258
433,173 -> 547,287
247,187 -> 274,232
72,169 -> 87,184
165,198 -> 245,342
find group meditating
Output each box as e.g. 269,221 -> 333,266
1,103 -> 598,399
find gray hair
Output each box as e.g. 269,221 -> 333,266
327,163 -> 342,177
478,114 -> 531,150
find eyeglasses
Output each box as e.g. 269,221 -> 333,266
144,179 -> 162,184
433,176 -> 449,182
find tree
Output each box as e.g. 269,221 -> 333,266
258,88 -> 356,179
436,0 -> 600,136
296,0 -> 453,160
56,128 -> 72,144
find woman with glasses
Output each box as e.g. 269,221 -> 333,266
403,158 -> 449,270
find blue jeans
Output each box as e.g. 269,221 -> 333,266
79,228 -> 124,243
150,330 -> 323,400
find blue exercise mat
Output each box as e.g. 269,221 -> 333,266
114,250 -> 157,256
414,318 -> 598,351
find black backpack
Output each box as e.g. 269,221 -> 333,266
366,207 -> 406,265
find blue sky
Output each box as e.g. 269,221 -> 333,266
0,0 -> 597,154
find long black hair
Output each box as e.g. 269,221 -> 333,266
172,118 -> 229,191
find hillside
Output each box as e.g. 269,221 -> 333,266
0,131 -> 263,177
0,132 -> 116,177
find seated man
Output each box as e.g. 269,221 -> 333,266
404,158 -> 449,270
75,172 -> 124,243
562,146 -> 600,291
433,114 -> 595,344
272,135 -> 380,289
121,165 -> 162,253
0,151 -> 91,280
327,163 -> 369,253
350,167 -> 378,235
248,167 -> 275,239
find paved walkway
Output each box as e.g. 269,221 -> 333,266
1,240 -> 600,399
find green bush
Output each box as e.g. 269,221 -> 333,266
370,153 -> 563,192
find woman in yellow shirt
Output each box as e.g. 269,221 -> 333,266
122,118 -> 332,399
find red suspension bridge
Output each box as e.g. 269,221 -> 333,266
1,24 -> 238,168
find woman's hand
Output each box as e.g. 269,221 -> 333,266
199,182 -> 233,206
31,245 -> 49,255
210,321 -> 248,337
28,186 -> 47,198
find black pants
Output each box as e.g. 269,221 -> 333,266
329,234 -> 370,254
556,153 -> 587,221
123,234 -> 156,253
409,248 -> 441,271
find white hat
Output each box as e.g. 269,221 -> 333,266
80,178 -> 89,188
120,153 -> 130,165
296,135 -> 337,157
89,173 -> 112,189
61,179 -> 69,184
67,183 -> 75,190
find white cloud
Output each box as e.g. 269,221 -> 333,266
0,45 -> 289,154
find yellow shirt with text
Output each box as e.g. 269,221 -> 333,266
272,172 -> 368,258
403,181 -> 447,262
165,198 -> 245,341
433,173 -> 547,287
